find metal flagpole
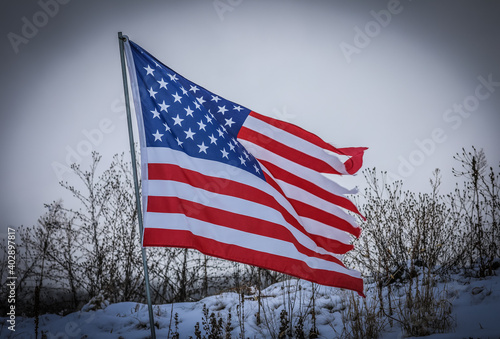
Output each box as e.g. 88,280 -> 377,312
118,32 -> 156,339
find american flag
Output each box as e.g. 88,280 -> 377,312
124,39 -> 366,295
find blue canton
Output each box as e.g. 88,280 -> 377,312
129,41 -> 264,180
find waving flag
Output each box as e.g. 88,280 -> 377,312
123,39 -> 366,295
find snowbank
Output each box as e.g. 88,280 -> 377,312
1,273 -> 499,338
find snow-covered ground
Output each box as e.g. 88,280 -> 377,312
2,272 -> 499,338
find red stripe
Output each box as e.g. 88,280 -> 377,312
262,170 -> 287,200
238,126 -> 342,174
143,228 -> 364,296
260,160 -> 364,219
248,111 -> 367,174
147,195 -> 346,265
289,199 -> 361,238
148,163 -> 353,254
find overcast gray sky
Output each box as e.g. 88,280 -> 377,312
1,0 -> 499,232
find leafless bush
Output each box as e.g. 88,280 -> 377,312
346,167 -> 456,336
338,291 -> 385,339
450,147 -> 500,276
344,147 -> 499,337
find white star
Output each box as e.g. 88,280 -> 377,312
176,137 -> 183,147
218,105 -> 228,115
193,101 -> 201,110
148,87 -> 157,98
163,123 -> 171,132
208,134 -> 217,144
158,101 -> 170,113
239,155 -> 247,166
172,114 -> 184,126
228,141 -> 235,151
197,142 -> 208,154
221,148 -> 229,159
168,73 -> 178,82
189,85 -> 199,93
253,164 -> 260,173
217,128 -> 225,137
172,92 -> 182,103
243,150 -> 250,159
151,109 -> 160,119
196,96 -> 206,105
157,78 -> 168,89
211,95 -> 221,103
184,128 -> 196,140
185,106 -> 194,117
153,130 -> 163,141
205,113 -> 213,124
197,120 -> 207,131
180,86 -> 188,95
225,117 -> 235,128
144,65 -> 154,76
234,105 -> 243,112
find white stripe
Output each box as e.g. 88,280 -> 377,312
144,212 -> 360,279
242,115 -> 349,174
147,147 -> 257,183
299,217 -> 352,245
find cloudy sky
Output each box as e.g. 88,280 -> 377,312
1,0 -> 499,232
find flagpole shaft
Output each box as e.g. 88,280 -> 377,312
118,31 -> 156,339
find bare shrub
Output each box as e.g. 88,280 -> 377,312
346,168 -> 457,336
338,291 -> 385,339
451,147 -> 499,276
